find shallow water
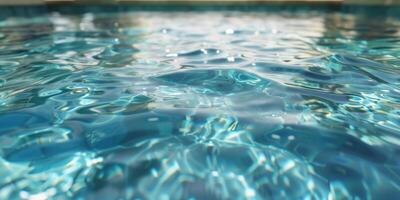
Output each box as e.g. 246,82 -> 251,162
0,7 -> 400,199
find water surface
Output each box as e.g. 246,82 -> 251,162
0,6 -> 400,199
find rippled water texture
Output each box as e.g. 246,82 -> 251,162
1,7 -> 400,199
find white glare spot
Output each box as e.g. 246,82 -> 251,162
19,191 -> 29,199
271,134 -> 280,140
227,57 -> 235,62
47,188 -> 57,196
245,189 -> 256,198
148,117 -> 159,122
283,160 -> 295,172
151,169 -> 159,177
29,193 -> 48,200
166,53 -> 178,57
80,99 -> 95,106
307,180 -> 315,190
225,29 -> 235,34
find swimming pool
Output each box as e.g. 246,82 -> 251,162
0,5 -> 399,199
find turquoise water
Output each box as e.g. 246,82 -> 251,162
0,6 -> 400,199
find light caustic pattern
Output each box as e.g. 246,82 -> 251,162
0,10 -> 400,199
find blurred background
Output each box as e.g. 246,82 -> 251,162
0,0 -> 399,6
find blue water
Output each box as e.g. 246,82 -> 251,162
0,6 -> 400,199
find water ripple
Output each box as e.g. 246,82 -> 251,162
0,8 -> 399,199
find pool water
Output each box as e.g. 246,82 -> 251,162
0,6 -> 400,199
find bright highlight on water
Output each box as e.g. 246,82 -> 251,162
0,7 -> 399,199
